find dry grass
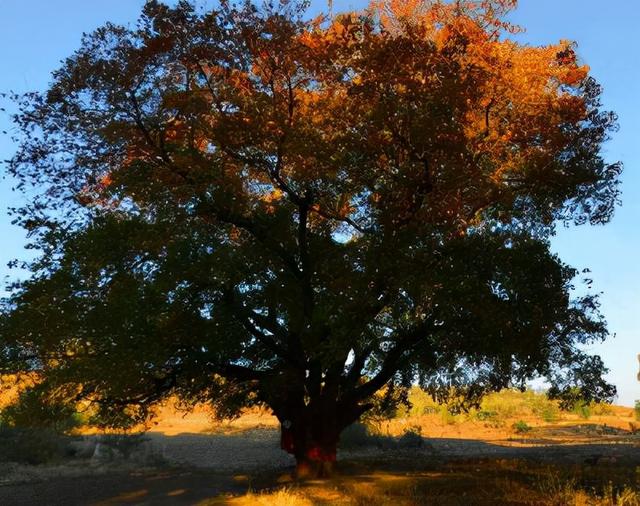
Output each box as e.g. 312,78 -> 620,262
1,385 -> 638,505
119,388 -> 636,449
1,379 -> 634,440
364,388 -> 637,443
201,460 -> 640,506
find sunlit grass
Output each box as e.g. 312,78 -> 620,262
361,387 -> 636,443
200,461 -> 640,506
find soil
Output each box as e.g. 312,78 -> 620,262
1,405 -> 638,505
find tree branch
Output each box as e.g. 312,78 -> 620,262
222,288 -> 304,367
348,321 -> 435,402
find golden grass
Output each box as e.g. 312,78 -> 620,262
125,388 -> 636,445
1,381 -> 634,440
364,388 -> 638,443
205,487 -> 316,506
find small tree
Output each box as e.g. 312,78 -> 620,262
1,0 -> 620,476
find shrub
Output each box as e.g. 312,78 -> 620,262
589,402 -> 614,416
572,402 -> 591,420
339,422 -> 405,450
398,426 -> 423,448
540,405 -> 559,423
512,420 -> 532,434
97,433 -> 149,460
404,387 -> 439,417
476,410 -> 498,421
0,426 -> 76,465
339,423 -> 380,449
635,400 -> 640,422
475,409 -> 504,428
0,388 -> 84,434
0,387 -> 84,465
530,396 -> 560,423
480,390 -> 523,419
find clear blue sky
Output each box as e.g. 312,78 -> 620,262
0,1 -> 637,406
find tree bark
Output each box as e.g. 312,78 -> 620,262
279,406 -> 340,478
293,440 -> 337,479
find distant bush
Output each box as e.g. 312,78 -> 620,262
541,405 -> 559,423
386,387 -> 611,427
404,387 -> 440,417
481,391 -> 523,420
475,410 -> 498,421
512,420 -> 532,434
478,389 -> 564,424
572,402 -> 591,420
635,400 -> 640,422
530,396 -> 560,423
0,387 -> 85,465
589,402 -> 614,416
0,427 -> 76,465
339,422 -> 426,450
398,426 -> 423,448
475,409 -> 504,428
339,423 -> 382,449
98,433 -> 149,460
0,388 -> 84,434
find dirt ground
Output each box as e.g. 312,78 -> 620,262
1,404 -> 639,505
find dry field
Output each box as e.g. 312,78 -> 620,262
0,391 -> 639,505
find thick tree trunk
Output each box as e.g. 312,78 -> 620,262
293,442 -> 337,478
272,374 -> 372,478
279,407 -> 340,478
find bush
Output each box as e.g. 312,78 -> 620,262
404,387 -> 439,417
512,420 -> 532,434
339,423 -> 380,449
476,410 -> 498,421
398,426 -> 423,448
339,423 -> 426,450
572,402 -> 591,420
589,402 -> 613,416
0,426 -> 76,465
97,433 -> 148,460
475,409 -> 504,428
635,401 -> 640,422
0,387 -> 84,465
480,391 -> 523,419
0,388 -> 84,434
530,396 -> 560,423
540,405 -> 559,423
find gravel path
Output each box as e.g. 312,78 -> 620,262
146,429 -> 294,471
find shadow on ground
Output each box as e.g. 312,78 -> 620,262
0,429 -> 638,506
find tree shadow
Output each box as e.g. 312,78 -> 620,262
0,429 -> 638,505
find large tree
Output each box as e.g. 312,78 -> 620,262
0,0 -> 620,475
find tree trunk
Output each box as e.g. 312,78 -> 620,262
293,443 -> 336,478
279,408 -> 339,478
273,381 -> 371,479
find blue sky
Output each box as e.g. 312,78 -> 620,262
0,0 -> 637,406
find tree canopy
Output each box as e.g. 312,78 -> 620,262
0,0 -> 620,473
